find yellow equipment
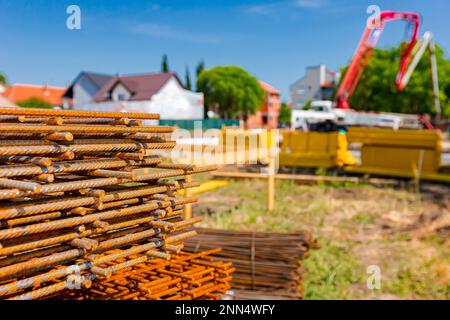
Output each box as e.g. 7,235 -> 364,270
346,127 -> 450,183
279,130 -> 356,168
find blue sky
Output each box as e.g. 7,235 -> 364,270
0,0 -> 449,100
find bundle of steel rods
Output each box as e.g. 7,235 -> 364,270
59,249 -> 234,300
0,107 -> 231,300
184,228 -> 317,299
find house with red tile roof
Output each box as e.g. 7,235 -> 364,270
65,71 -> 204,120
2,84 -> 67,107
63,71 -> 114,107
246,80 -> 281,129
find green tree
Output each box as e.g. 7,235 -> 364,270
197,66 -> 264,119
339,43 -> 450,117
161,54 -> 169,73
195,60 -> 205,92
303,100 -> 312,110
278,102 -> 291,124
185,66 -> 192,90
17,97 -> 52,109
0,72 -> 7,85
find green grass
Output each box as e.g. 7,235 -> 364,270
385,262 -> 450,299
351,213 -> 375,225
303,240 -> 364,299
195,176 -> 450,299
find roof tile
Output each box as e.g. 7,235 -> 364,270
2,84 -> 66,106
93,72 -> 181,102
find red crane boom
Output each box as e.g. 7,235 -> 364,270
335,11 -> 421,110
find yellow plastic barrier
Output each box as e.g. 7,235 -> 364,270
279,130 -> 356,168
221,128 -> 273,164
345,127 -> 450,183
171,128 -> 272,165
178,180 -> 229,195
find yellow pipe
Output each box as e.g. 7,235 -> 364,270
178,180 -> 229,195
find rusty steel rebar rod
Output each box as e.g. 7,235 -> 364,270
0,142 -> 175,157
0,124 -> 173,135
0,184 -> 198,220
0,157 -> 162,178
0,108 -> 160,119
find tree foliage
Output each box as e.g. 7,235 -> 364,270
17,97 -> 52,109
195,60 -> 205,92
278,102 -> 291,124
161,54 -> 169,73
197,66 -> 264,119
0,72 -> 7,85
184,66 -> 192,90
341,43 -> 450,117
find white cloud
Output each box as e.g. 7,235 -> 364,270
130,23 -> 222,44
242,0 -> 326,17
151,4 -> 160,10
243,3 -> 279,15
292,0 -> 325,9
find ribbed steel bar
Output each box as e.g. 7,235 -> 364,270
0,178 -> 41,192
0,249 -> 84,278
0,201 -> 167,240
0,108 -> 160,119
0,142 -> 175,156
0,184 -> 198,220
0,155 -> 52,166
0,157 -> 162,178
0,124 -> 173,134
2,211 -> 65,228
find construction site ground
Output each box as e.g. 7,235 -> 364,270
193,173 -> 450,299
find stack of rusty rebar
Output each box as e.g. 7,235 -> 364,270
0,108 -> 232,300
184,228 -> 317,299
60,248 -> 234,300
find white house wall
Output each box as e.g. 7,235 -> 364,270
111,83 -> 132,101
149,78 -> 203,120
73,75 -> 100,107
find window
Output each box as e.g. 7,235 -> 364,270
311,106 -> 324,111
117,93 -> 126,101
262,115 -> 268,125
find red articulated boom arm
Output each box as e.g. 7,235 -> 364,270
335,11 -> 420,110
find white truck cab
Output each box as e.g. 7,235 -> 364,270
291,100 -> 344,130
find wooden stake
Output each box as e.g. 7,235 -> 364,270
267,131 -> 275,212
183,174 -> 193,219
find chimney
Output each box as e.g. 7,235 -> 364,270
43,81 -> 50,97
